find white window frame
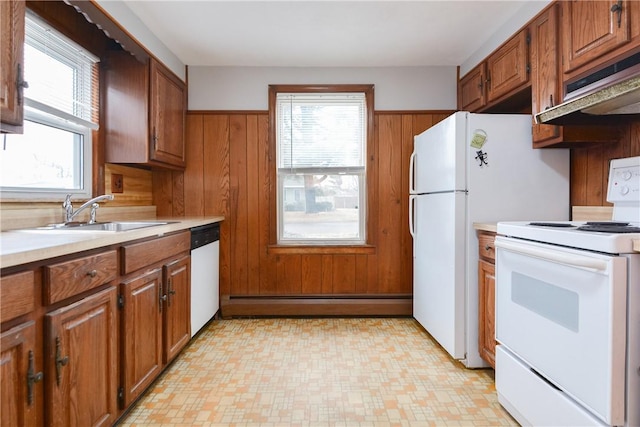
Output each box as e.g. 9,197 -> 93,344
272,87 -> 372,246
1,108 -> 93,200
0,10 -> 97,201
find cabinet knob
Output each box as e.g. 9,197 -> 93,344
485,244 -> 492,251
87,269 -> 98,278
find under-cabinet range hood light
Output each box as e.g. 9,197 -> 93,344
535,52 -> 640,124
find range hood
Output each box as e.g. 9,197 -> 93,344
535,52 -> 640,124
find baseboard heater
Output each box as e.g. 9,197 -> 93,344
221,294 -> 413,318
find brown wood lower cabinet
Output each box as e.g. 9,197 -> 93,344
119,231 -> 191,409
120,268 -> 163,408
1,321 -> 39,427
478,259 -> 496,368
45,286 -> 118,427
0,229 -> 195,427
477,230 -> 497,368
162,255 -> 190,363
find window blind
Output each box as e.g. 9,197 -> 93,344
276,93 -> 366,172
24,10 -> 100,128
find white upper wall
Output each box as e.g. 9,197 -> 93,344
93,0 -> 552,110
188,67 -> 457,111
94,0 -> 186,81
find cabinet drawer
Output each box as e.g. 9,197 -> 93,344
44,250 -> 118,305
478,232 -> 496,263
121,231 -> 190,274
1,271 -> 35,322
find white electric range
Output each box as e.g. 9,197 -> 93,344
494,156 -> 640,426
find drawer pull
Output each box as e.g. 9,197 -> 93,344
27,350 -> 43,405
87,270 -> 98,278
485,244 -> 492,251
55,337 -> 69,386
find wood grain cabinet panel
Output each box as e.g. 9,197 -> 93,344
120,268 -> 163,408
530,3 -> 620,148
1,270 -> 35,323
478,259 -> 496,368
477,231 -> 496,368
0,0 -> 25,133
104,51 -> 186,170
121,231 -> 190,274
486,28 -> 530,103
44,250 -> 117,305
458,63 -> 486,111
1,321 -> 39,427
45,286 -> 118,427
562,0 -> 631,74
162,255 -> 191,363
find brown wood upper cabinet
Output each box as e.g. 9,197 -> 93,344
458,63 -> 486,111
104,51 -> 186,170
458,28 -> 530,111
530,3 -> 618,148
486,29 -> 530,103
0,0 -> 26,133
561,0 -> 632,75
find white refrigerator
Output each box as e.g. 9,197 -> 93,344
408,112 -> 570,368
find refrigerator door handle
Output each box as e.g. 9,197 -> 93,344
409,151 -> 417,194
409,195 -> 416,238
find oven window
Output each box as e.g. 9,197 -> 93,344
511,272 -> 579,332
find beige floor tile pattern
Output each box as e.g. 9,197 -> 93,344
119,318 -> 518,427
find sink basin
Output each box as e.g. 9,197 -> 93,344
20,221 -> 175,233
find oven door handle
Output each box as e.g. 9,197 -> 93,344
494,239 -> 609,272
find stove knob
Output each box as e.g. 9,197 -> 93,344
621,186 -> 630,195
622,171 -> 632,180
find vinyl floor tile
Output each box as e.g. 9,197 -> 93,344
118,318 -> 517,426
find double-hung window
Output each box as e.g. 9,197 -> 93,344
0,10 -> 99,200
274,87 -> 372,245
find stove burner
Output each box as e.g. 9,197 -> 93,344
577,224 -> 640,233
529,222 -> 575,228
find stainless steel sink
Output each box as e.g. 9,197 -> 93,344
21,221 -> 174,233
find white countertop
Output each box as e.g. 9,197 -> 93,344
0,216 -> 224,269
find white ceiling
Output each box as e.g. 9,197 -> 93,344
120,1 -> 535,67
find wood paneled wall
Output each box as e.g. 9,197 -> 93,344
571,118 -> 640,207
153,111 -> 453,316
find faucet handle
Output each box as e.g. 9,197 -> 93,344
89,203 -> 100,224
62,194 -> 73,222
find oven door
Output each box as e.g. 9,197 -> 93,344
495,236 -> 627,426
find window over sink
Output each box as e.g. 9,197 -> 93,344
0,10 -> 98,200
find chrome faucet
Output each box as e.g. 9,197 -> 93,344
63,194 -> 114,223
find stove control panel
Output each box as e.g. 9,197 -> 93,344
607,156 -> 640,204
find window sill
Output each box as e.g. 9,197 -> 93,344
267,245 -> 376,255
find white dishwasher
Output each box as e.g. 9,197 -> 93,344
190,223 -> 220,337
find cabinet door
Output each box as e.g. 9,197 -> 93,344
163,255 -> 190,363
120,268 -> 163,408
478,260 -> 496,368
1,321 -> 39,427
458,63 -> 486,111
486,28 -> 530,103
531,4 -> 563,144
46,287 -> 117,427
149,59 -> 186,168
0,0 -> 25,132
562,0 -> 630,73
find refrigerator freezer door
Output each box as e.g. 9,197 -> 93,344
411,112 -> 467,194
413,191 -> 467,360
